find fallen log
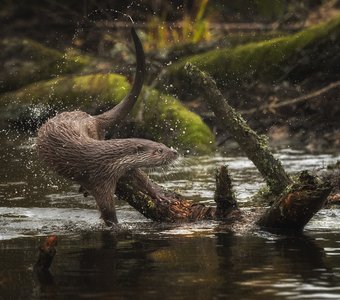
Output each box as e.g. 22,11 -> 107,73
157,16 -> 340,100
117,169 -> 202,222
257,171 -> 332,232
33,235 -> 57,285
34,235 -> 57,272
116,169 -> 240,222
184,63 -> 291,195
114,64 -> 332,233
182,64 -> 332,231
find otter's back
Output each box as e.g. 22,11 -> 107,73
37,111 -> 99,180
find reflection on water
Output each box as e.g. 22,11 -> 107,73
0,130 -> 340,299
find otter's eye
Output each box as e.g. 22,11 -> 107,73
157,148 -> 163,154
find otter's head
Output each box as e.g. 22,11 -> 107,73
122,139 -> 178,169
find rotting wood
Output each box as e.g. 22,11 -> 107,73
116,166 -> 242,223
257,171 -> 332,232
184,62 -> 292,194
214,165 -> 241,220
116,169 -> 216,222
115,65 -> 332,233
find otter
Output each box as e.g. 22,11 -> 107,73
37,28 -> 178,226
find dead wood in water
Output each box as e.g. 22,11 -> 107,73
114,64 -> 332,233
33,235 -> 57,285
182,63 -> 332,231
214,165 -> 241,220
117,169 -> 208,222
116,168 -> 241,223
257,171 -> 332,232
34,235 -> 57,271
184,63 -> 292,195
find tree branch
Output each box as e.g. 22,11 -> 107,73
184,63 -> 292,194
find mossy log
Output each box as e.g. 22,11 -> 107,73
116,168 -> 241,223
115,160 -> 330,233
0,73 -> 215,155
0,38 -> 90,93
158,16 -> 340,98
184,63 -> 291,194
119,64 -> 331,232
182,63 -> 332,230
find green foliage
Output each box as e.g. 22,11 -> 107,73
144,0 -> 211,51
141,88 -> 216,154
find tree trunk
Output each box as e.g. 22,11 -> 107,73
257,171 -> 332,232
114,64 -> 332,233
184,62 -> 291,194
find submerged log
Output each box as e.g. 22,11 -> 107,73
116,166 -> 331,231
33,235 -> 57,285
116,169 -> 215,222
182,64 -> 332,230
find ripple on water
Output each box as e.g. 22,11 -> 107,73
1,133 -> 340,241
305,209 -> 340,232
0,207 -> 104,240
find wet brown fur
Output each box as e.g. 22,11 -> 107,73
37,28 -> 178,225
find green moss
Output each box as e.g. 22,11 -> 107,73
1,73 -> 128,107
160,15 -> 340,94
141,88 -> 216,155
251,185 -> 276,206
0,38 -> 90,93
0,73 -> 216,155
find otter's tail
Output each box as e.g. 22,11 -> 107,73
96,27 -> 145,132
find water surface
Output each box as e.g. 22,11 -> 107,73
1,130 -> 340,299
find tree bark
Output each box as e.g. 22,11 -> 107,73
116,168 -> 241,223
184,63 -> 291,194
116,169 -> 215,221
115,64 -> 332,233
214,165 -> 240,220
257,171 -> 332,232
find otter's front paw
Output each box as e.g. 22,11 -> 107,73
78,185 -> 89,197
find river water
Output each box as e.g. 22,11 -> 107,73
1,130 -> 340,299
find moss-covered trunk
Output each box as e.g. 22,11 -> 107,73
158,16 -> 340,99
114,64 -> 332,233
185,63 -> 291,194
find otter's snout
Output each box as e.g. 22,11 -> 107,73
172,149 -> 178,156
